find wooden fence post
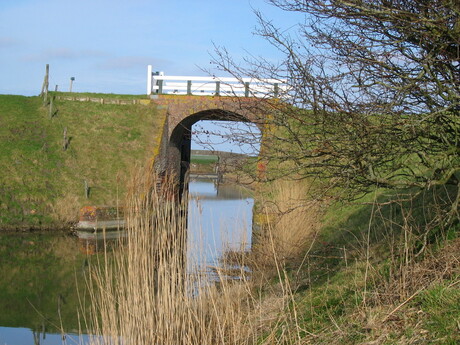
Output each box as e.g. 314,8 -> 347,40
63,127 -> 69,150
48,96 -> 55,118
41,64 -> 49,103
158,79 -> 163,94
84,180 -> 90,199
244,82 -> 250,97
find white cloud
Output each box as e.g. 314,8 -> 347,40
22,48 -> 107,62
97,56 -> 172,71
0,37 -> 21,48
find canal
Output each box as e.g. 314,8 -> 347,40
0,178 -> 253,344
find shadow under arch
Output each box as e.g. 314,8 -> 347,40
168,109 -> 262,197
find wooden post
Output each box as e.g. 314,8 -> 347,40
84,180 -> 90,199
274,83 -> 279,98
244,82 -> 250,97
48,96 -> 55,118
41,64 -> 49,102
63,127 -> 69,150
187,80 -> 192,95
158,79 -> 163,94
215,81 -> 220,96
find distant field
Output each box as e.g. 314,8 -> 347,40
191,154 -> 219,165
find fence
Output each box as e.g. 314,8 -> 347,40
147,65 -> 286,98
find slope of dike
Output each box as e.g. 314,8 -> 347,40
0,94 -> 165,231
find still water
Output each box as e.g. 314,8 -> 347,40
0,178 -> 253,345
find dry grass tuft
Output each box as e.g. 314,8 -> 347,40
252,179 -> 323,270
50,193 -> 80,223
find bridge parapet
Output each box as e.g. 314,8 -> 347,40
147,65 -> 286,98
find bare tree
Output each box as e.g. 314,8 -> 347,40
212,0 -> 460,221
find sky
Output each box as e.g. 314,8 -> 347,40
0,0 -> 300,152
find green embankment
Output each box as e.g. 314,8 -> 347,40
251,120 -> 459,343
0,94 -> 164,230
190,150 -> 257,177
253,173 -> 459,343
191,154 -> 219,165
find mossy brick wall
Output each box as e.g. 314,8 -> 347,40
151,95 -> 266,138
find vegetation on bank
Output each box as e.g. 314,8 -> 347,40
250,178 -> 460,344
190,150 -> 256,175
85,163 -> 459,344
190,152 -> 219,174
0,94 -> 163,230
1,93 -> 457,343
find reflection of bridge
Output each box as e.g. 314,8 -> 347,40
147,67 -> 286,196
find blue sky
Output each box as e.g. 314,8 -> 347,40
0,0 -> 299,152
0,0 -> 298,96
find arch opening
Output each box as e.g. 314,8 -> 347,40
168,109 -> 262,197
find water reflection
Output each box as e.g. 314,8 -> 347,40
0,178 -> 253,344
0,326 -> 85,345
188,177 -> 254,273
0,233 -> 89,345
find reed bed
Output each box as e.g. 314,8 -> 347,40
82,172 -> 458,344
85,171 -> 304,345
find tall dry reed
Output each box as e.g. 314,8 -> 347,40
253,179 -> 322,270
85,170 -> 305,345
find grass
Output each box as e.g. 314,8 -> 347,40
191,154 -> 219,165
53,92 -> 149,100
249,175 -> 460,344
416,282 -> 460,344
4,93 -> 458,343
0,94 -> 165,230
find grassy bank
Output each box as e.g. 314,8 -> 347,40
0,94 -> 164,230
250,178 -> 460,344
190,150 -> 257,182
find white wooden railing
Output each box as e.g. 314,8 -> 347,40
147,65 -> 286,98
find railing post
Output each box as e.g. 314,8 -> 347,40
158,79 -> 163,94
215,81 -> 220,96
244,82 -> 250,97
274,83 -> 279,98
187,80 -> 192,95
147,65 -> 153,95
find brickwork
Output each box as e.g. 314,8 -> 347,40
151,95 -> 266,138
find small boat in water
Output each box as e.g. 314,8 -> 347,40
75,205 -> 125,231
74,206 -> 126,254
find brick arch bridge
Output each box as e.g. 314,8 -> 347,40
151,95 -> 268,195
